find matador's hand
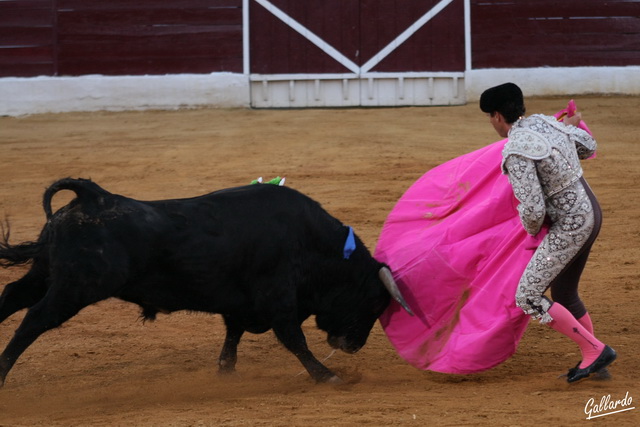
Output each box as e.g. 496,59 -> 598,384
564,112 -> 582,127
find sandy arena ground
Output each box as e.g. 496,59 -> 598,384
0,96 -> 638,426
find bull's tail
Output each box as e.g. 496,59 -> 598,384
0,221 -> 41,267
43,177 -> 111,219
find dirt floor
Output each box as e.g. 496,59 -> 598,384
0,96 -> 638,426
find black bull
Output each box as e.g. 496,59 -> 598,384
0,178 -> 412,386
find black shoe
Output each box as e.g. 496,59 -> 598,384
559,360 -> 611,381
566,345 -> 617,383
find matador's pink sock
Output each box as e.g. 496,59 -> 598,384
548,303 -> 604,369
577,312 -> 594,334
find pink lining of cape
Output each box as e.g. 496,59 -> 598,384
375,106 -> 593,374
375,139 -> 543,374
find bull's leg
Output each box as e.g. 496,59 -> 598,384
271,317 -> 339,383
218,315 -> 244,374
0,269 -> 48,324
0,292 -> 91,387
0,263 -> 120,387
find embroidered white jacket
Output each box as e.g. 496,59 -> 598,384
501,114 -> 597,235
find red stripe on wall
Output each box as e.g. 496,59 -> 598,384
471,0 -> 640,68
0,0 -> 55,77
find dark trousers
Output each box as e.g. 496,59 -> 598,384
549,177 -> 602,319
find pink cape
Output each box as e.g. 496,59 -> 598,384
374,139 -> 547,374
375,103 -> 593,374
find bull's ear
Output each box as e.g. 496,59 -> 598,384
379,267 -> 414,316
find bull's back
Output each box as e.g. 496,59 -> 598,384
150,184 -> 342,261
152,184 -> 338,232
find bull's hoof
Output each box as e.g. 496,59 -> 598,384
217,359 -> 237,375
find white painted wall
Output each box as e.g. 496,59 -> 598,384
1,67 -> 638,116
0,73 -> 249,116
465,66 -> 640,101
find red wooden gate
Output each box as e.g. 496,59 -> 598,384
248,0 -> 466,107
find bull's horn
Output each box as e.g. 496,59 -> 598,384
379,267 -> 414,316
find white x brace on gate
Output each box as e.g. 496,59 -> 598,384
244,0 -> 468,108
